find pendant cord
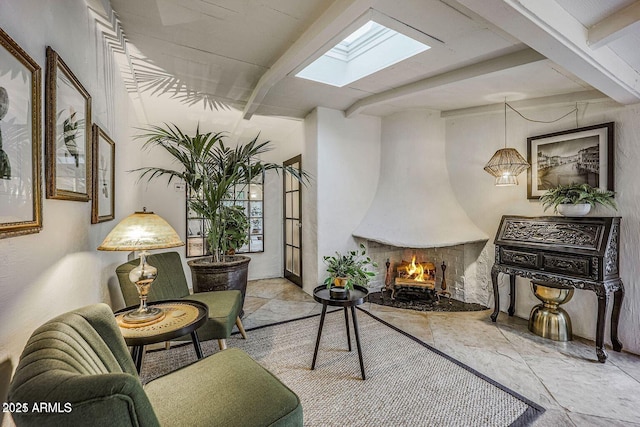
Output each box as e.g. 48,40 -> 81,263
504,101 -> 507,149
506,102 -> 577,124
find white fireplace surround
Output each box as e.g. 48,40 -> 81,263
353,110 -> 488,248
349,110 -> 490,305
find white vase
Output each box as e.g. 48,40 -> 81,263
557,204 -> 591,216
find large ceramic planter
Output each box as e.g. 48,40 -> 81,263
188,255 -> 251,315
557,203 -> 591,216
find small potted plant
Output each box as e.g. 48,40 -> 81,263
323,244 -> 378,299
540,183 -> 616,216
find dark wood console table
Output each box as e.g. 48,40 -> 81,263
491,215 -> 624,363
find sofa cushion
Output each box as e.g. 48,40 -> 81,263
144,348 -> 302,427
181,290 -> 242,341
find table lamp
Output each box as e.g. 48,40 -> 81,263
98,208 -> 184,324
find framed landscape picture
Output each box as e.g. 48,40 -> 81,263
91,124 -> 115,224
527,122 -> 614,199
0,27 -> 42,239
45,46 -> 92,201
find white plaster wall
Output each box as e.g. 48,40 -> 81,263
302,109 -> 319,295
303,107 -> 381,294
0,0 -> 142,406
139,117 -> 306,284
446,100 -> 640,355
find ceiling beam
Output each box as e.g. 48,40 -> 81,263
457,0 -> 640,105
588,1 -> 640,49
241,0 -> 372,120
344,48 -> 545,117
440,90 -> 612,118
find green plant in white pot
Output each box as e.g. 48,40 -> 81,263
540,183 -> 616,216
323,244 -> 378,291
134,124 -> 308,309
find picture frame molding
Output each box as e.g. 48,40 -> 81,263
0,27 -> 42,239
91,124 -> 115,224
45,46 -> 92,201
527,122 -> 614,200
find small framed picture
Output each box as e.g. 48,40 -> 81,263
45,46 -> 92,201
0,27 -> 42,238
527,122 -> 614,199
91,124 -> 115,223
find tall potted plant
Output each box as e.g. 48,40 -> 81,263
134,124 -> 307,309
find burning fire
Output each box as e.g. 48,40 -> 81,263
406,256 -> 427,282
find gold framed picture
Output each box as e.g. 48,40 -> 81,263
45,46 -> 92,201
0,27 -> 42,239
91,124 -> 115,223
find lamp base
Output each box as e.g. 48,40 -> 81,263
122,306 -> 164,325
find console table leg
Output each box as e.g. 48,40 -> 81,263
344,307 -> 352,352
508,274 -> 516,317
596,292 -> 609,363
491,268 -> 500,322
311,303 -> 327,370
611,285 -> 625,352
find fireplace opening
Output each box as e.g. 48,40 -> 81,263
396,256 -> 436,285
359,238 -> 490,309
387,256 -> 443,301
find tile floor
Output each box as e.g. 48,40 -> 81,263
235,278 -> 640,427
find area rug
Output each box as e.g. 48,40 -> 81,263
140,310 -> 543,426
368,290 -> 489,312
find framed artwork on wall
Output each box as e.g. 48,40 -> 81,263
45,46 -> 92,201
91,124 -> 115,223
527,122 -> 614,199
0,27 -> 42,239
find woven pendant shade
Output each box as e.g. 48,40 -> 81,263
483,148 -> 530,186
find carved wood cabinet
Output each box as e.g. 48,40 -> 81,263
491,215 -> 624,362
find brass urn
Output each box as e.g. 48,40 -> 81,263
528,281 -> 574,342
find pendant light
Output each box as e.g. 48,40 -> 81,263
483,101 -> 530,186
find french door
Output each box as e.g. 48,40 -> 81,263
283,155 -> 302,287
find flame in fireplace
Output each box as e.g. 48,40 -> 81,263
406,256 -> 427,282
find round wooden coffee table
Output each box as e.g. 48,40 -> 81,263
115,299 -> 208,373
311,285 -> 369,380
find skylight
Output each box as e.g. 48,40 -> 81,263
295,20 -> 431,87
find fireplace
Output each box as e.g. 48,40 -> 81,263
350,111 -> 490,306
358,239 -> 490,306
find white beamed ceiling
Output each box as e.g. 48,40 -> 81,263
108,0 -> 640,121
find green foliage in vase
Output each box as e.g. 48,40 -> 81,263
323,244 -> 378,290
540,183 -> 617,213
133,123 -> 309,262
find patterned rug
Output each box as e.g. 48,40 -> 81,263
368,290 -> 489,312
141,310 -> 543,426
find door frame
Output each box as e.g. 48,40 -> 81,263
283,155 -> 302,287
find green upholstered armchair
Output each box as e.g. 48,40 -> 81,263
116,251 -> 246,350
8,303 -> 303,427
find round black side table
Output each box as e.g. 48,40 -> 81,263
311,285 -> 368,380
115,299 -> 208,373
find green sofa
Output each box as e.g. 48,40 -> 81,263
8,304 -> 302,427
